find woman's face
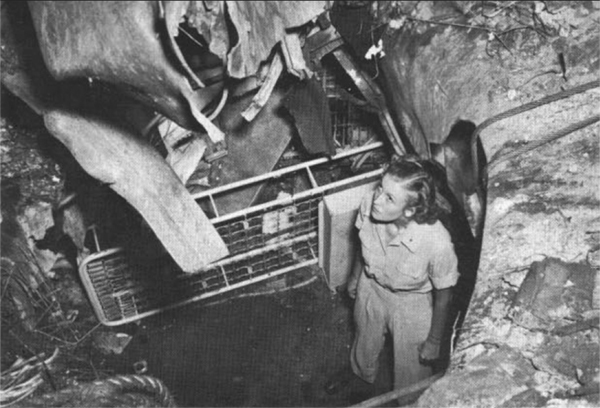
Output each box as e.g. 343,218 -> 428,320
371,174 -> 413,223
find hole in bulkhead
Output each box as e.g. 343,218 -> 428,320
93,120 -> 487,407
90,117 -> 485,407
431,120 -> 487,351
175,22 -> 224,75
172,6 -> 229,88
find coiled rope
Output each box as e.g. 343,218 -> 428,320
95,375 -> 176,407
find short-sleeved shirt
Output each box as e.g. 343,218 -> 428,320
355,192 -> 459,293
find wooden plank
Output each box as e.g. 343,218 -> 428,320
44,110 -> 229,273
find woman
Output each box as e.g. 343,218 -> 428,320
347,155 -> 459,392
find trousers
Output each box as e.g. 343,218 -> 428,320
350,272 -> 433,390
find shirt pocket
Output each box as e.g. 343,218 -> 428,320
389,253 -> 428,289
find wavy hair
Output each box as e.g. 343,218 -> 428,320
383,155 -> 441,225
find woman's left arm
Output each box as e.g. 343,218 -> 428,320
418,287 -> 453,364
419,223 -> 459,364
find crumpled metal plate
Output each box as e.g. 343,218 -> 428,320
27,1 -> 211,130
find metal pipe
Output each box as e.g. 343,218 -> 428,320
203,274 -> 320,306
349,372 -> 444,408
102,259 -> 318,326
211,168 -> 383,224
191,142 -> 383,200
207,87 -> 229,121
306,167 -> 319,188
208,194 -> 220,218
141,114 -> 163,138
188,232 -> 317,273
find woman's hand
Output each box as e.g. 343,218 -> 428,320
347,249 -> 363,300
347,280 -> 358,299
417,338 -> 441,366
419,287 -> 453,365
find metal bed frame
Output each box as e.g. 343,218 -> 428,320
79,142 -> 385,326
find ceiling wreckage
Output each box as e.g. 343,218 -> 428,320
2,1 -> 410,275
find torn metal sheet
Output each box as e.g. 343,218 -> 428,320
158,119 -> 208,185
241,52 -> 284,122
159,118 -> 192,151
162,1 -> 206,89
283,77 -> 335,156
281,32 -> 313,80
225,1 -> 328,78
304,23 -> 345,67
187,95 -> 226,144
197,88 -> 293,215
0,1 -> 59,114
27,1 -> 217,131
182,1 -> 230,62
44,109 -> 229,273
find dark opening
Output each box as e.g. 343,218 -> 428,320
431,120 -> 487,350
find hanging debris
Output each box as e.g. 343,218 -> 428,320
44,110 -> 229,273
283,77 -> 335,156
15,374 -> 176,407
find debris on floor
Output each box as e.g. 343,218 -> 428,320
509,258 -> 596,333
92,331 -> 133,356
13,374 -> 176,408
420,257 -> 600,407
0,348 -> 59,407
417,346 -> 539,407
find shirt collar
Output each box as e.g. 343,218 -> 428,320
389,221 -> 420,252
365,198 -> 421,253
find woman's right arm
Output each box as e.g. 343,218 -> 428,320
347,245 -> 363,299
348,192 -> 369,299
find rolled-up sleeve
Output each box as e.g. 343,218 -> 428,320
428,229 -> 459,290
354,193 -> 372,231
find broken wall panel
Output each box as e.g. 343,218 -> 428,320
225,1 -> 329,78
201,88 -> 293,215
283,77 -> 335,156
